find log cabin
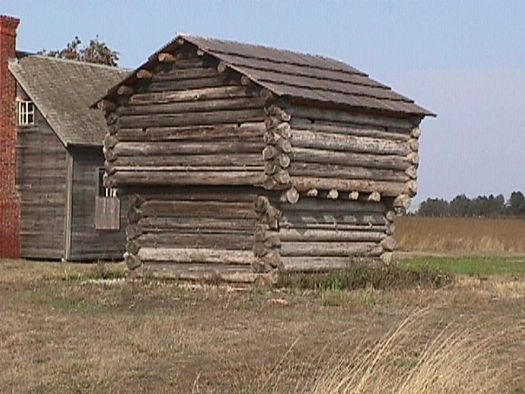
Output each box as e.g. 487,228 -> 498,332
0,16 -> 129,260
97,35 -> 434,282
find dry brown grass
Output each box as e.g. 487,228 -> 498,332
395,216 -> 525,254
262,309 -> 518,394
0,259 -> 524,393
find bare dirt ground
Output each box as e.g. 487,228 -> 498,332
0,259 -> 524,393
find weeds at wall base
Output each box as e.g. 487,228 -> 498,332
275,263 -> 454,291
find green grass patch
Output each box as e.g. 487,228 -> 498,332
400,256 -> 525,276
276,262 -> 453,291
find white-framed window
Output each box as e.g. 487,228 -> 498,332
17,99 -> 35,126
97,168 -> 117,198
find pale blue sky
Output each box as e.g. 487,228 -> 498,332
2,0 -> 524,203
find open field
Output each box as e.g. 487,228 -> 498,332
395,216 -> 525,254
1,258 -> 524,393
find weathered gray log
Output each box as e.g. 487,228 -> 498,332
108,165 -> 263,175
272,122 -> 292,139
409,139 -> 419,152
403,180 -> 418,197
138,217 -> 256,232
273,170 -> 291,185
289,106 -> 417,129
153,67 -> 219,81
410,127 -> 421,138
116,122 -> 264,142
280,222 -> 387,232
262,145 -> 280,160
117,86 -> 134,96
349,191 -> 359,200
288,162 -> 409,182
264,161 -> 278,175
109,153 -> 263,168
129,86 -> 256,105
282,257 -> 366,273
393,194 -> 411,210
368,191 -> 381,202
306,188 -> 318,197
147,75 -> 237,93
99,99 -> 117,112
327,189 -> 339,200
126,224 -> 142,240
280,242 -> 383,257
103,147 -> 117,162
158,52 -> 177,62
108,171 -> 265,187
279,229 -> 385,242
283,198 -> 386,213
118,96 -> 266,116
139,200 -> 257,218
405,166 -> 418,179
386,210 -> 396,222
112,141 -> 263,156
407,152 -> 419,165
141,263 -> 258,283
136,69 -> 153,79
385,221 -> 396,235
282,186 -> 300,204
136,233 -> 253,250
290,129 -> 410,156
124,252 -> 142,270
292,147 -> 411,171
380,236 -> 396,251
277,154 -> 291,168
119,108 -> 265,128
260,250 -> 282,268
292,176 -> 405,196
103,134 -> 118,149
290,119 -> 411,141
265,104 -> 291,121
138,247 -> 255,265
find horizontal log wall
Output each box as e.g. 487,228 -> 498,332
286,103 -> 422,209
278,197 -> 396,272
125,186 -> 261,282
104,48 -> 267,188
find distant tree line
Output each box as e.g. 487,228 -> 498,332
416,191 -> 525,217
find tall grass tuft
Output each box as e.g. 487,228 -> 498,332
260,309 -> 517,394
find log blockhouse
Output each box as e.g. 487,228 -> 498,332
97,35 -> 434,281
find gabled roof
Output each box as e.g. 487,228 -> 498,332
9,54 -> 130,147
103,35 -> 433,117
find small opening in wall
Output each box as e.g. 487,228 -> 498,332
17,99 -> 35,126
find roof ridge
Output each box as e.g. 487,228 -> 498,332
17,53 -> 132,72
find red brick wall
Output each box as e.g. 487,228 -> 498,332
0,15 -> 20,257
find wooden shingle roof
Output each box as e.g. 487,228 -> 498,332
9,54 -> 130,147
103,35 -> 433,117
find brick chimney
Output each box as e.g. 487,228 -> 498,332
0,15 -> 20,258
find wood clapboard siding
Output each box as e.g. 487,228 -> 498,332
16,109 -> 66,259
128,186 -> 259,279
68,148 -> 126,260
279,197 -> 388,272
105,56 -> 267,188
